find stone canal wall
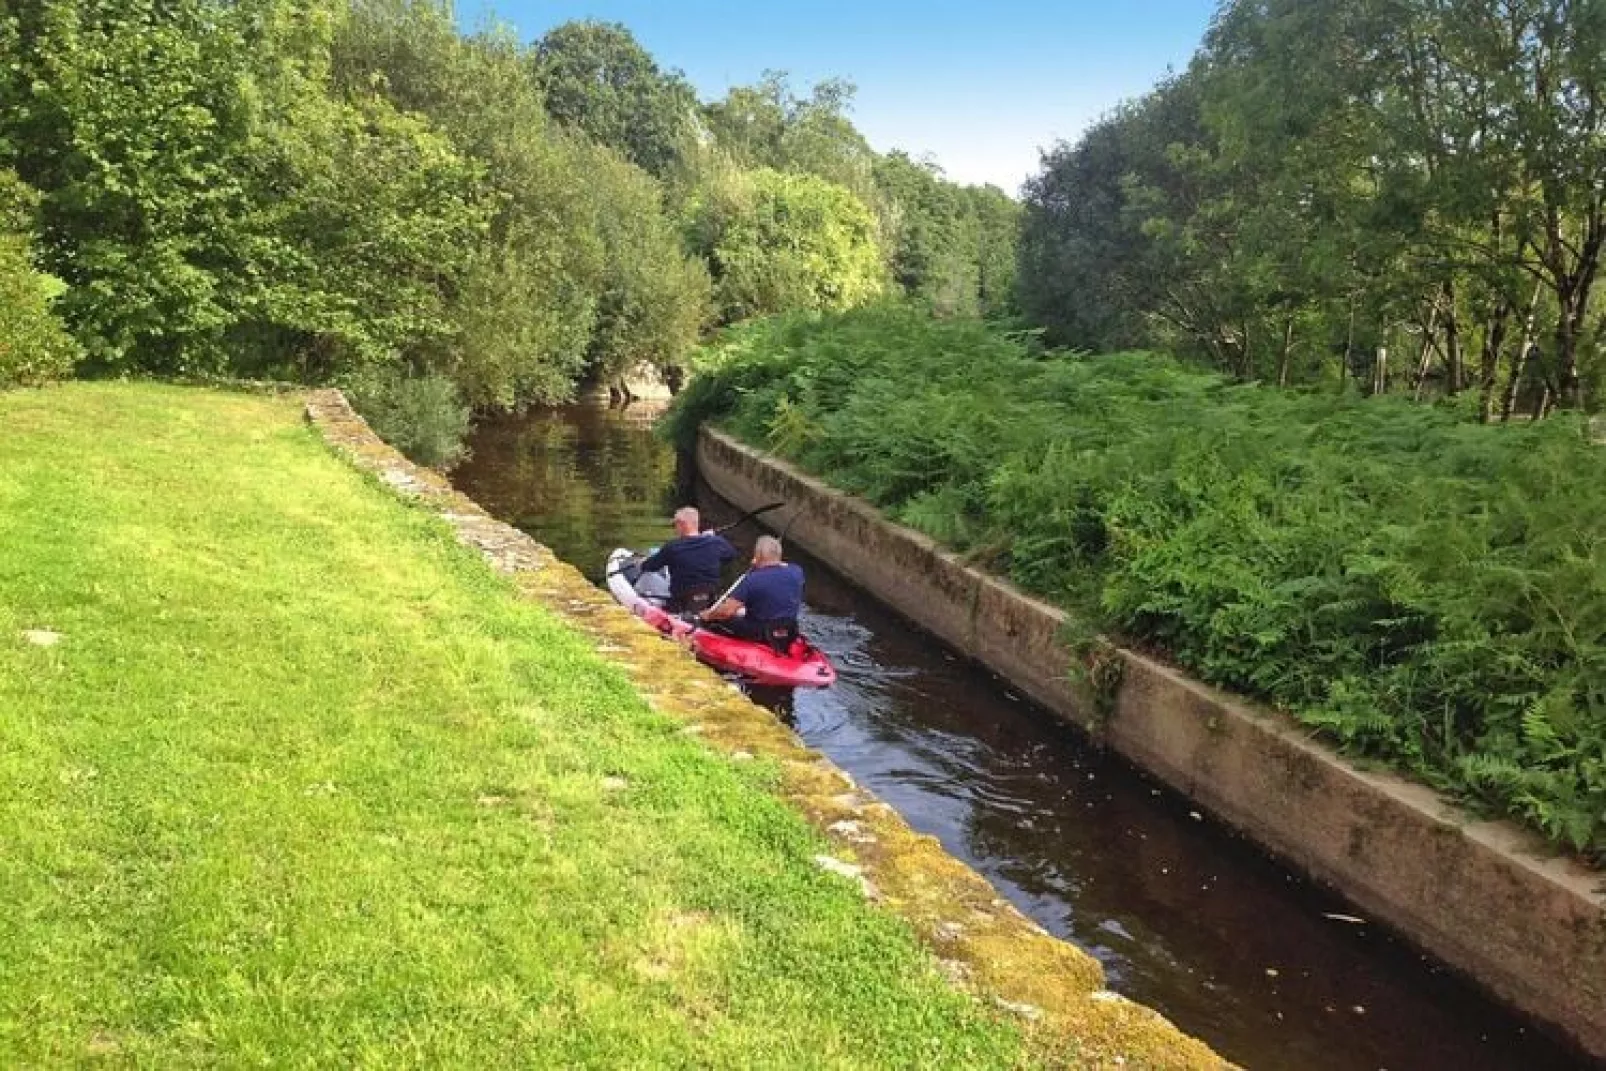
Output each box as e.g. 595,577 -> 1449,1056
304,390 -> 1224,1069
697,425 -> 1606,1061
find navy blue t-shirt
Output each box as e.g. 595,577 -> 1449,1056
729,563 -> 804,623
640,533 -> 737,597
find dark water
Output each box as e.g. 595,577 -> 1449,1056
453,404 -> 1591,1071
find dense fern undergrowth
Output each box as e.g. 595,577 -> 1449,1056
669,306 -> 1606,863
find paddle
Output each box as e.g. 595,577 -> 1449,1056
604,501 -> 787,580
712,500 -> 786,536
698,567 -> 750,622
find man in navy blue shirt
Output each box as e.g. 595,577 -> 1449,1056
698,535 -> 804,647
638,506 -> 738,613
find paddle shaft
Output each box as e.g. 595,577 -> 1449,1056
713,501 -> 785,536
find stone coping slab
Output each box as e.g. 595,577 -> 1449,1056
303,390 -> 1224,1070
697,425 -> 1606,1062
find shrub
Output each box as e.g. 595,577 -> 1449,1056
0,236 -> 79,387
687,168 -> 885,323
0,173 -> 78,387
345,368 -> 472,470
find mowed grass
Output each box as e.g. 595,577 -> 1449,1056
0,383 -> 1024,1067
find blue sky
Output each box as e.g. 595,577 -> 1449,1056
462,1 -> 1218,194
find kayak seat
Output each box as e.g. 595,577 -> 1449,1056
762,619 -> 800,657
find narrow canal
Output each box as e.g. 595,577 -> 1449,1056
452,403 -> 1589,1071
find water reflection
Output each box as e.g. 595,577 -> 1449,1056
452,404 -> 678,579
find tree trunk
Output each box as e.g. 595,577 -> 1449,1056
1477,303 -> 1511,423
1532,381 -> 1553,421
1554,296 -> 1590,409
1502,344 -> 1533,422
1540,193 -> 1603,410
1477,213 -> 1508,421
1342,297 -> 1357,389
1501,280 -> 1545,422
1442,280 -> 1463,394
1277,317 -> 1294,387
1373,345 -> 1388,397
1412,297 -> 1441,401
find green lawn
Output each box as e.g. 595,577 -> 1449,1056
0,383 -> 1024,1067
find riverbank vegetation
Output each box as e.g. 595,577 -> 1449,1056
671,306 -> 1606,863
0,382 -> 1031,1065
1020,0 -> 1606,415
0,1 -> 1016,452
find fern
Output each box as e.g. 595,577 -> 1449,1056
665,305 -> 1606,862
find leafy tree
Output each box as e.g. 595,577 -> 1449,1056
578,140 -> 711,387
965,184 -> 1022,318
701,73 -> 882,211
532,20 -> 697,178
238,86 -> 491,381
334,4 -> 712,406
873,152 -> 979,315
0,0 -> 1023,412
1018,0 -> 1606,412
4,0 -> 264,373
331,3 -> 604,406
870,152 -> 1021,318
688,166 -> 885,322
1020,74 -> 1205,352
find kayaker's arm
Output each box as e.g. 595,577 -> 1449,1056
698,597 -> 743,624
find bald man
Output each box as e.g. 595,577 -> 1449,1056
698,535 -> 804,650
637,506 -> 738,614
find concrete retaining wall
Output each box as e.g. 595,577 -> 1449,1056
698,425 -> 1606,1061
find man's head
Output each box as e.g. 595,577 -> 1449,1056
753,535 -> 783,565
673,506 -> 700,537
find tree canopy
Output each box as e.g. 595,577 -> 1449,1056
1019,0 -> 1606,415
690,166 -> 886,322
0,1 -> 1021,408
531,20 -> 698,179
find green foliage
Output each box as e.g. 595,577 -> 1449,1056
330,4 -> 604,408
242,88 -> 492,380
873,152 -> 1020,318
673,307 -> 1606,861
0,236 -> 78,387
344,366 -> 471,469
1019,77 -> 1202,351
0,170 -> 77,386
1018,0 -> 1606,412
0,0 -> 1013,413
579,142 -> 712,385
689,167 -> 885,322
694,73 -> 1019,318
315,3 -> 712,407
701,73 -> 880,208
532,20 -> 697,179
8,0 -> 263,374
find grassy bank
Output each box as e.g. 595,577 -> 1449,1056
0,383 -> 1026,1066
669,307 -> 1606,863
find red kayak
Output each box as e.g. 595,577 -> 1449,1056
605,548 -> 836,688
